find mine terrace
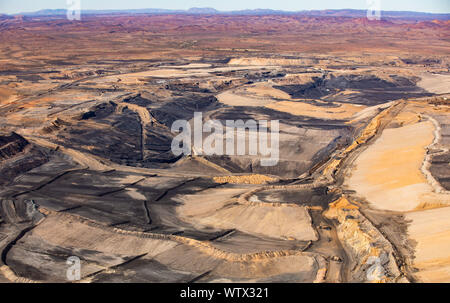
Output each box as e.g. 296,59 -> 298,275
0,12 -> 449,283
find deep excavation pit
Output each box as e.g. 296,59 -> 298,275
274,74 -> 431,105
1,89 -> 443,283
0,133 -> 49,186
0,12 -> 448,283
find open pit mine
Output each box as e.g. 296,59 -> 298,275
0,11 -> 449,283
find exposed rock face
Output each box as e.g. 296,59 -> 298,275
0,199 -> 44,224
0,133 -> 48,186
324,196 -> 404,283
0,133 -> 29,160
274,74 -> 429,105
213,174 -> 277,184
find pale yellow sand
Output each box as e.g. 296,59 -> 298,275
108,69 -> 210,83
228,57 -> 313,66
213,174 -> 276,184
217,82 -> 290,107
391,110 -> 421,126
216,89 -> 275,106
418,73 -> 450,94
158,63 -> 212,69
406,207 -> 450,282
101,66 -> 274,83
346,105 -> 450,282
245,82 -> 291,99
346,121 -> 449,212
33,213 -> 321,281
176,188 -> 318,241
267,100 -> 365,120
0,87 -> 17,105
347,101 -> 394,124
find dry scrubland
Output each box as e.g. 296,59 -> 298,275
0,13 -> 449,283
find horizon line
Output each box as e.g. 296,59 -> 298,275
4,7 -> 450,16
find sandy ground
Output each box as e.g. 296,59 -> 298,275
0,12 -> 449,283
347,102 -> 394,123
33,215 -> 178,256
0,87 -> 17,105
245,82 -> 292,99
346,106 -> 450,282
28,213 -> 321,282
418,73 -> 450,94
228,57 -> 314,66
159,63 -> 212,69
216,89 -> 276,106
267,100 -> 365,120
346,121 -> 449,212
176,187 -> 318,241
406,207 -> 450,282
216,82 -> 294,107
100,65 -> 275,83
217,82 -> 369,120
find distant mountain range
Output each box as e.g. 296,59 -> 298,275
9,8 -> 450,20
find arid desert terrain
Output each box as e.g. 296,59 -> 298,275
0,12 -> 449,283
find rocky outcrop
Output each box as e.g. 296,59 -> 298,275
0,265 -> 37,283
0,132 -> 29,160
237,181 -> 327,204
40,118 -> 70,134
0,199 -> 44,224
0,133 -> 48,186
324,196 -> 405,283
421,115 -> 450,194
213,174 -> 275,184
320,101 -> 401,183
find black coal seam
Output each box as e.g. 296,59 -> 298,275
195,182 -> 229,193
109,221 -> 130,227
96,187 -> 127,197
14,244 -> 74,260
136,113 -> 145,161
58,205 -> 82,212
187,270 -> 212,283
154,178 -> 199,202
102,169 -> 116,174
143,226 -> 161,232
431,161 -> 450,164
142,200 -> 152,224
11,168 -> 86,198
209,229 -> 236,242
97,178 -> 146,197
47,99 -> 97,117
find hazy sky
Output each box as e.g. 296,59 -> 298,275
1,0 -> 449,14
